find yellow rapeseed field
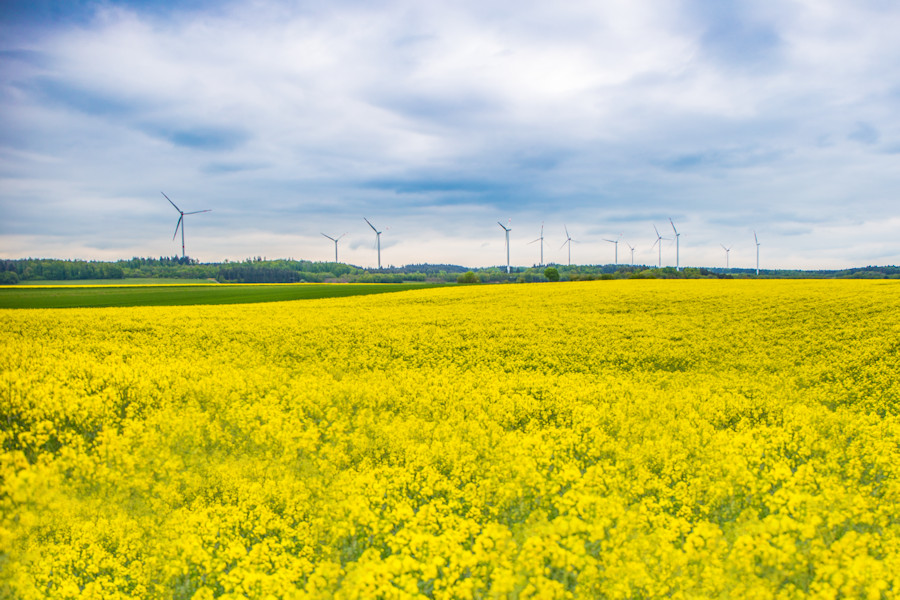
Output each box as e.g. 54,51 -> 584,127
2,280 -> 899,599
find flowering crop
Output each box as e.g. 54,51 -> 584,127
2,280 -> 899,599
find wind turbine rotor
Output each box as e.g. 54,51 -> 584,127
161,191 -> 181,213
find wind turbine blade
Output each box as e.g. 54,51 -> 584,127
560,240 -> 568,250
754,230 -> 759,244
322,233 -> 336,241
161,192 -> 181,212
364,217 -> 378,232
184,210 -> 211,215
654,224 -> 660,237
565,225 -> 570,238
528,238 -> 541,244
338,233 -> 347,240
173,215 -> 183,240
669,218 -> 678,235
603,239 -> 616,243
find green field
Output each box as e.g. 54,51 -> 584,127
16,278 -> 218,286
0,282 -> 445,309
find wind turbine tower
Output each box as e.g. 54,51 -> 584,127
669,218 -> 681,271
364,218 -> 383,269
721,244 -> 731,269
498,220 -> 512,273
322,232 -> 346,263
603,236 -> 620,264
528,223 -> 545,267
754,231 -> 761,275
161,192 -> 210,258
651,225 -> 670,268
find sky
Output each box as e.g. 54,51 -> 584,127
1,0 -> 898,270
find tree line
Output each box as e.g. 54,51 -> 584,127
1,257 -> 898,285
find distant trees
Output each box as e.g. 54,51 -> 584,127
1,259 -> 124,282
1,257 -> 897,285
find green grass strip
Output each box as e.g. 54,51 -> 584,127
0,283 -> 445,309
15,278 -> 218,286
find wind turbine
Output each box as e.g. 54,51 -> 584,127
161,192 -> 210,259
528,222 -> 545,267
603,236 -> 620,265
364,218 -> 383,268
721,244 -> 732,269
624,241 -> 636,266
651,225 -> 670,268
669,218 -> 681,271
754,231 -> 761,275
322,232 -> 346,263
560,225 -> 577,266
498,220 -> 511,273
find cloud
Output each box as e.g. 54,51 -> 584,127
848,122 -> 880,145
142,124 -> 250,151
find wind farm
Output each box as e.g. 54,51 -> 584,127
139,196 -> 885,281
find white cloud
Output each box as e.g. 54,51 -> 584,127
0,0 -> 898,268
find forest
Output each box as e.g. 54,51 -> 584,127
1,257 -> 898,284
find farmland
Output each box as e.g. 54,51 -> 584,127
0,282 -> 443,309
1,280 -> 899,598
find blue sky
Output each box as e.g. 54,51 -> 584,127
1,0 -> 898,269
